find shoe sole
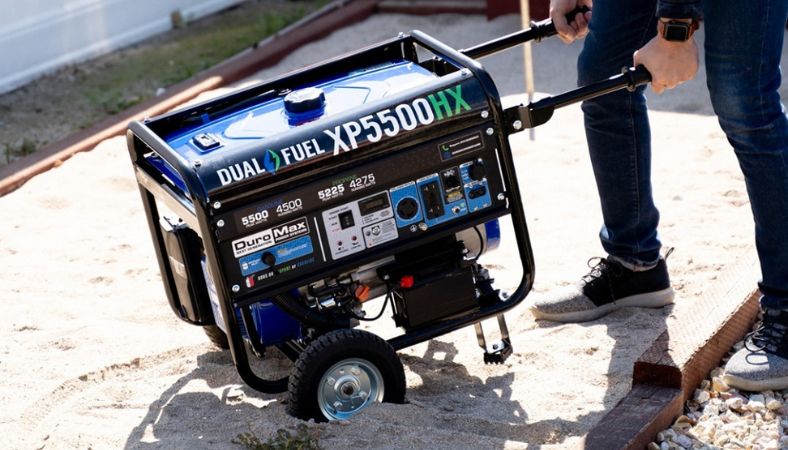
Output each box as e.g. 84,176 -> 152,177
530,288 -> 675,323
722,373 -> 788,392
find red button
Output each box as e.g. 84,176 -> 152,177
399,275 -> 415,289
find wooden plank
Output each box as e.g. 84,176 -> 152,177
582,385 -> 684,450
487,0 -> 549,20
378,0 -> 486,15
585,255 -> 761,448
0,0 -> 380,196
634,256 -> 761,403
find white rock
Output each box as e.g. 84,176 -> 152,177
766,398 -> 782,411
675,414 -> 694,425
748,394 -> 766,412
702,404 -> 720,417
695,389 -> 711,404
760,438 -> 778,450
711,376 -> 730,392
674,434 -> 693,448
657,429 -> 677,442
659,442 -> 669,450
722,411 -> 740,423
726,396 -> 744,411
749,394 -> 766,402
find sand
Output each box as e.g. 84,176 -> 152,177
2,12 -> 778,450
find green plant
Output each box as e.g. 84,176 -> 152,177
4,138 -> 38,164
234,424 -> 321,450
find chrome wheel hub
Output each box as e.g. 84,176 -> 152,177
318,358 -> 383,420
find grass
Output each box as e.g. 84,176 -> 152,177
234,424 -> 322,450
79,6 -> 318,116
0,0 -> 328,166
4,139 -> 37,165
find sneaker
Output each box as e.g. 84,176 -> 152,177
723,308 -> 788,391
529,257 -> 675,323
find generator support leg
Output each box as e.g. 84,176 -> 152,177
474,314 -> 513,365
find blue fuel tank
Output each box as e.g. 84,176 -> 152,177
147,60 -> 438,193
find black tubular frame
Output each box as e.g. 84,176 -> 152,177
127,12 -> 651,393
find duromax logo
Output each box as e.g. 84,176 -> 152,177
264,149 -> 281,173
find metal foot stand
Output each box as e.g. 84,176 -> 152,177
474,313 -> 513,364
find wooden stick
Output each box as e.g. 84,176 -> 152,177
520,0 -> 536,140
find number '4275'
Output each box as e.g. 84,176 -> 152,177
349,174 -> 375,190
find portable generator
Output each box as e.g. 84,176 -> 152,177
126,10 -> 650,421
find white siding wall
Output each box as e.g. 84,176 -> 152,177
0,0 -> 244,94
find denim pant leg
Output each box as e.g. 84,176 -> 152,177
578,0 -> 661,268
704,1 -> 788,308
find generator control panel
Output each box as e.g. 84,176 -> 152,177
215,125 -> 506,296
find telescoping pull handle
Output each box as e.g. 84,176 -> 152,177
461,6 -> 590,59
504,65 -> 653,133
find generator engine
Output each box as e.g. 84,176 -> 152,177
135,51 -> 516,342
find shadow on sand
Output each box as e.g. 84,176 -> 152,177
125,304 -> 672,449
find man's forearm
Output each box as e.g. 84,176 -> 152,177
657,0 -> 701,19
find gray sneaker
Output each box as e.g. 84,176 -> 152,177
530,257 -> 675,323
723,308 -> 788,391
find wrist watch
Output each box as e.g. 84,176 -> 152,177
659,18 -> 699,42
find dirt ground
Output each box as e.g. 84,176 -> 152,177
2,11 -> 781,450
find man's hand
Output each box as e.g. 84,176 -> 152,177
633,21 -> 699,94
550,0 -> 593,44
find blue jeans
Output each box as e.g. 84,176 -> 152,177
578,0 -> 788,307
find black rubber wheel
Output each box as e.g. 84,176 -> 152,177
287,329 -> 405,422
202,325 -> 229,350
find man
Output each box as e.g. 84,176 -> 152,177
533,0 -> 788,391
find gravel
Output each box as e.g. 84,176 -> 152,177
653,317 -> 787,450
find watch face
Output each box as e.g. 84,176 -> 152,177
664,23 -> 690,41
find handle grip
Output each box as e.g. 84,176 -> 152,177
504,65 -> 652,132
461,6 -> 590,59
626,65 -> 653,90
540,6 -> 591,37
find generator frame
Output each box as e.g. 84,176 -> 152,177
126,15 -> 650,397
